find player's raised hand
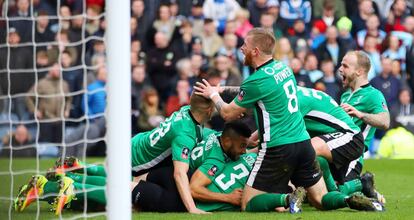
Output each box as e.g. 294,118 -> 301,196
247,147 -> 259,153
247,131 -> 259,147
341,103 -> 364,119
194,79 -> 220,99
227,188 -> 243,206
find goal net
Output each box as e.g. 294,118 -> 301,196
0,0 -> 130,219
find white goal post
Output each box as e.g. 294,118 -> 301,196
105,0 -> 131,219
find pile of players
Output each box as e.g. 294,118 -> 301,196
14,28 -> 387,215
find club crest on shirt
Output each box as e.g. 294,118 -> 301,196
181,147 -> 190,159
238,90 -> 245,101
208,165 -> 218,176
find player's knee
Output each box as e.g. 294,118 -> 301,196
306,178 -> 327,210
241,198 -> 249,211
307,190 -> 324,210
241,193 -> 253,211
241,186 -> 254,211
311,138 -> 323,153
310,196 -> 324,210
311,138 -> 331,160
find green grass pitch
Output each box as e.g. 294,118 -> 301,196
0,158 -> 413,220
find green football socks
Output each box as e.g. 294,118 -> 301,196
41,181 -> 60,202
339,179 -> 363,196
41,179 -> 106,206
66,172 -> 106,186
245,193 -> 287,212
321,191 -> 347,210
317,156 -> 338,192
73,182 -> 106,205
83,165 -> 107,177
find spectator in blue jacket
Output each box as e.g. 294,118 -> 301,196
82,65 -> 107,118
279,0 -> 312,27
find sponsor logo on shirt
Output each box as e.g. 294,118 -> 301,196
208,165 -> 218,176
238,90 -> 245,101
205,134 -> 217,151
181,147 -> 190,160
353,96 -> 363,105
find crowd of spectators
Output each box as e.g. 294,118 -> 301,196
1,0 -> 414,158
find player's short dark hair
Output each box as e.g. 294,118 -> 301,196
207,68 -> 221,79
222,121 -> 252,139
190,92 -> 213,113
246,28 -> 276,56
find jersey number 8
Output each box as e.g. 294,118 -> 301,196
283,79 -> 298,113
149,118 -> 172,146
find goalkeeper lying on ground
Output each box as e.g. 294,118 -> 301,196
14,157 -> 107,215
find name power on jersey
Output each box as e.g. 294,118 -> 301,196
262,62 -> 292,85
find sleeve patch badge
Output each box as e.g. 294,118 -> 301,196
181,147 -> 190,160
238,90 -> 245,102
208,165 -> 218,176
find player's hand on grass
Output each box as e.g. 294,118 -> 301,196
189,207 -> 211,214
227,188 -> 243,206
275,207 -> 288,212
341,103 -> 364,119
194,79 -> 220,99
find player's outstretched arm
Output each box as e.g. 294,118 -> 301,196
360,111 -> 390,130
194,79 -> 246,121
341,103 -> 390,130
190,169 -> 242,206
173,161 -> 209,214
